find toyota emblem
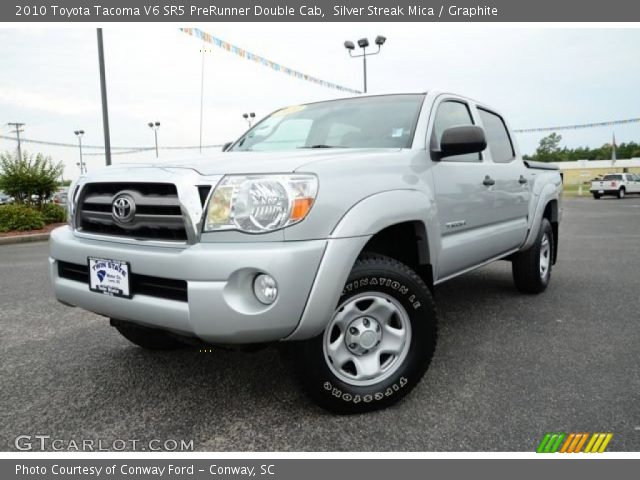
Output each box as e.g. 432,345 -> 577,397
112,194 -> 136,223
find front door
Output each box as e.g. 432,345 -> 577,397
429,97 -> 498,280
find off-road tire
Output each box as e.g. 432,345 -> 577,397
512,218 -> 554,294
287,254 -> 437,414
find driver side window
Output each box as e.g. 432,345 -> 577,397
431,101 -> 481,162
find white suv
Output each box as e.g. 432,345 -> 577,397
590,173 -> 640,199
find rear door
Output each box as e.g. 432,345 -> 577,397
476,107 -> 530,250
625,174 -> 640,193
429,96 -> 501,279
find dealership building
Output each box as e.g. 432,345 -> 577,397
552,158 -> 640,185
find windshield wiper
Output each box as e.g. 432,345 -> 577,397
298,144 -> 342,149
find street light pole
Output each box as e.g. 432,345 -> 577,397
96,28 -> 112,166
148,121 -> 160,158
362,49 -> 367,93
7,122 -> 25,160
344,36 -> 387,94
242,112 -> 256,127
74,130 -> 86,174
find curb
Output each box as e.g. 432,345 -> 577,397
0,233 -> 50,246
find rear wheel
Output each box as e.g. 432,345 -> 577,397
592,193 -> 601,199
618,187 -> 626,199
512,218 -> 553,294
111,319 -> 187,350
288,254 -> 437,414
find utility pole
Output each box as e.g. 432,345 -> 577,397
199,46 -> 205,154
7,122 -> 25,160
97,28 -> 112,166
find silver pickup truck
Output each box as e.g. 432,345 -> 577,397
50,93 -> 562,413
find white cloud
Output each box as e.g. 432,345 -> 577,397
0,25 -> 639,178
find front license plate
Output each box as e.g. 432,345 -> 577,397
88,257 -> 131,298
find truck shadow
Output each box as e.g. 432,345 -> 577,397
22,263 -> 523,450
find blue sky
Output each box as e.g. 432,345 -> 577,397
0,25 -> 639,180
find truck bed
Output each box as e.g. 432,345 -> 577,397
523,160 -> 559,171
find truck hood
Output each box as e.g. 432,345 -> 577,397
106,148 -> 401,176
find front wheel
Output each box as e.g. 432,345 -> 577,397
288,254 -> 437,414
512,218 -> 554,294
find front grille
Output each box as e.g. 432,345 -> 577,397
58,261 -> 188,302
76,182 -> 187,241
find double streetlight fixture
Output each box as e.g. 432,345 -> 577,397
74,130 -> 87,174
147,121 -> 160,158
344,35 -> 386,94
242,112 -> 256,127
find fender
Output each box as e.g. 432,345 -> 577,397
285,189 -> 438,341
521,182 -> 561,252
330,189 -> 439,264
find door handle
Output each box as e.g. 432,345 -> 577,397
518,175 -> 528,185
483,175 -> 495,186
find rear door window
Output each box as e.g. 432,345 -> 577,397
478,108 -> 515,163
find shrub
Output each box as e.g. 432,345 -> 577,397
0,205 -> 45,232
41,203 -> 67,224
0,151 -> 64,206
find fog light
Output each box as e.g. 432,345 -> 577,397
253,274 -> 278,305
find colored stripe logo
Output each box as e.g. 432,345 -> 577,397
537,433 -> 613,453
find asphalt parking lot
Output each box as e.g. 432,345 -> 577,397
1,197 -> 639,452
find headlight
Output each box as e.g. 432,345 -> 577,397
204,174 -> 318,233
67,181 -> 79,227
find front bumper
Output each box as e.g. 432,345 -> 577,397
49,226 -> 328,343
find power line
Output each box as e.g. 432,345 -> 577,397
513,117 -> 640,133
2,115 -> 639,156
0,134 -> 222,152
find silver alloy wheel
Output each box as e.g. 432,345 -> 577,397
323,292 -> 412,387
539,233 -> 551,279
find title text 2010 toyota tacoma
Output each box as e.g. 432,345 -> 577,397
50,93 -> 562,413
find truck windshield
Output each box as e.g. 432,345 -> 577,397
229,94 -> 425,152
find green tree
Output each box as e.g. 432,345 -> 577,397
0,151 -> 64,206
526,138 -> 640,161
533,133 -> 563,162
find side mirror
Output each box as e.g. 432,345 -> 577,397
222,141 -> 233,152
433,125 -> 486,160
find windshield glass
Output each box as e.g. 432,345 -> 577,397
230,94 -> 425,152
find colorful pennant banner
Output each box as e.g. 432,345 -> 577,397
513,117 -> 640,133
180,27 -> 361,94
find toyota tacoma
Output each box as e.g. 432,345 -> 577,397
50,93 -> 562,413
